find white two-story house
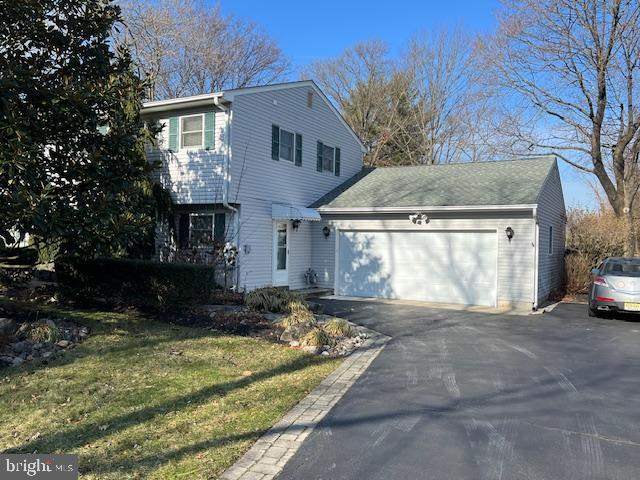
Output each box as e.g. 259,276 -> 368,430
143,80 -> 566,310
142,80 -> 366,291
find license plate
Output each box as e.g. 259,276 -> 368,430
624,302 -> 640,311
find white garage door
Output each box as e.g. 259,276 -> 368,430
337,230 -> 497,307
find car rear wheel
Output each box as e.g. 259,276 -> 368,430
588,305 -> 599,317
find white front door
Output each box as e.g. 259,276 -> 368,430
273,221 -> 289,286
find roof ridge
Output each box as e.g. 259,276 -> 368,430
367,156 -> 556,170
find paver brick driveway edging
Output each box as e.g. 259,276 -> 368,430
219,323 -> 390,480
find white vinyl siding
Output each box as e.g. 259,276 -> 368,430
230,84 -> 363,289
536,162 -> 566,302
147,109 -> 227,204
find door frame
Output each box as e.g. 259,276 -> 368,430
272,221 -> 290,286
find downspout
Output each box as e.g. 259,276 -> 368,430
533,206 -> 539,310
214,96 -> 241,290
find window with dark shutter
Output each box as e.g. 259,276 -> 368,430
316,141 -> 323,171
272,125 -> 280,160
295,133 -> 302,166
214,213 -> 226,242
178,214 -> 190,249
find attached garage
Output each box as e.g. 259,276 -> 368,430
310,157 -> 567,310
337,230 -> 497,306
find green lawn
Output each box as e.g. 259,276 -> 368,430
0,299 -> 339,479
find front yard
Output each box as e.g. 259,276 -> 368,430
0,298 -> 339,479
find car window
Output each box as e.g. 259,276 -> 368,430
603,260 -> 640,276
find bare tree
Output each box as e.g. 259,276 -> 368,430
480,0 -> 640,253
117,0 -> 289,100
307,34 -> 492,166
305,40 -> 397,165
396,29 -> 488,164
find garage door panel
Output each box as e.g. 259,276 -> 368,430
337,230 -> 497,306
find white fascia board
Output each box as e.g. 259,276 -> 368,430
317,204 -> 538,214
141,93 -> 225,115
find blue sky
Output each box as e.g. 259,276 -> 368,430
217,0 -> 596,209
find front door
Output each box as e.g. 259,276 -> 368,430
273,221 -> 289,286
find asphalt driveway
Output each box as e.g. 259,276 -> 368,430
277,300 -> 640,480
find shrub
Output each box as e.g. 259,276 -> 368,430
564,251 -> 594,294
279,301 -> 315,328
565,208 -> 627,294
300,328 -> 330,347
245,287 -> 303,313
26,323 -> 62,343
323,318 -> 354,338
56,256 -> 217,308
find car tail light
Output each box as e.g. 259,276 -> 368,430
593,276 -> 608,286
595,296 -> 615,302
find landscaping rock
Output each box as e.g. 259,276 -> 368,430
302,345 -> 321,354
0,318 -> 17,340
41,351 -> 53,359
12,357 -> 24,367
43,319 -> 57,328
321,351 -> 330,356
12,340 -> 31,354
280,323 -> 315,343
32,342 -> 44,351
0,355 -> 15,366
56,340 -> 71,349
289,340 -> 300,347
263,313 -> 284,323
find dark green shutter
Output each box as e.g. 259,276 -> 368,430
334,147 -> 341,176
295,133 -> 302,166
271,125 -> 280,160
316,141 -> 323,172
178,214 -> 190,248
168,117 -> 178,151
204,112 -> 215,150
214,213 -> 225,241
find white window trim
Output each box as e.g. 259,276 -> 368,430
180,113 -> 205,151
279,127 -> 296,162
548,225 -> 553,255
322,143 -> 336,173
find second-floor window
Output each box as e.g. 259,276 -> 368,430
272,125 -> 302,166
181,115 -> 204,149
316,141 -> 341,176
322,144 -> 335,172
279,129 -> 295,161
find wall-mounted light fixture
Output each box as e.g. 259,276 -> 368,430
292,219 -> 301,231
505,226 -> 514,241
322,226 -> 331,238
409,212 -> 429,225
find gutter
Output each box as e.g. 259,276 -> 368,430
316,204 -> 538,214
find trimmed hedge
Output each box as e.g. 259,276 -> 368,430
55,256 -> 217,307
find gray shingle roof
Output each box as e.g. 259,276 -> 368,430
310,157 -> 557,209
